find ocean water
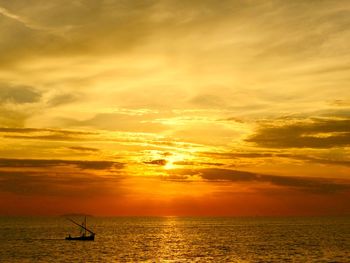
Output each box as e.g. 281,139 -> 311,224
0,216 -> 349,262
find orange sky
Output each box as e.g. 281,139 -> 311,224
0,0 -> 350,216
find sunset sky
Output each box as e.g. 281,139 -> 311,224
0,0 -> 350,216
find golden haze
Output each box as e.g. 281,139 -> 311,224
0,0 -> 350,216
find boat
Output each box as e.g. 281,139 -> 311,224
65,216 -> 95,241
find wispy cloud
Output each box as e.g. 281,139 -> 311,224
0,127 -> 97,141
0,4 -> 77,35
0,84 -> 41,104
0,6 -> 44,31
47,93 -> 79,107
0,107 -> 27,127
0,127 -> 95,135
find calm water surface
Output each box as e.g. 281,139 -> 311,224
0,216 -> 349,262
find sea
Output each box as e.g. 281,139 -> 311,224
0,216 -> 349,262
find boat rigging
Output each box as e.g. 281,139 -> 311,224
65,216 -> 95,241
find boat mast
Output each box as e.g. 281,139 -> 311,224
84,216 -> 87,236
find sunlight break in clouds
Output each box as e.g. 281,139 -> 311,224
0,0 -> 349,216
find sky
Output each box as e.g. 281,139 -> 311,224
0,0 -> 350,216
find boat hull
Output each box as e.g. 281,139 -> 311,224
65,235 -> 95,241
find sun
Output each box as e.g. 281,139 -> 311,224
163,152 -> 188,170
164,160 -> 175,170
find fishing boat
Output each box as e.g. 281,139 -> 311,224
65,216 -> 95,241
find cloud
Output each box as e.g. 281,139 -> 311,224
0,127 -> 97,141
68,146 -> 99,152
0,127 -> 43,133
288,155 -> 350,168
331,100 -> 350,107
63,112 -> 169,133
198,168 -> 257,182
0,158 -> 124,170
0,0 -> 345,67
4,134 -> 86,141
0,107 -> 27,127
247,118 -> 350,148
190,94 -> 225,108
172,123 -> 239,145
47,93 -> 78,107
0,0 -> 157,67
217,117 -> 245,123
199,152 -> 276,159
0,84 -> 41,104
144,159 -> 167,166
200,151 -> 350,168
0,170 -> 124,197
0,127 -> 95,135
173,161 -> 224,167
0,157 -> 126,197
166,168 -> 350,195
260,174 -> 350,195
0,5 -> 53,32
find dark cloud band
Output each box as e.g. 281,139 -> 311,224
247,118 -> 350,148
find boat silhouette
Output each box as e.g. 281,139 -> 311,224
65,216 -> 95,241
